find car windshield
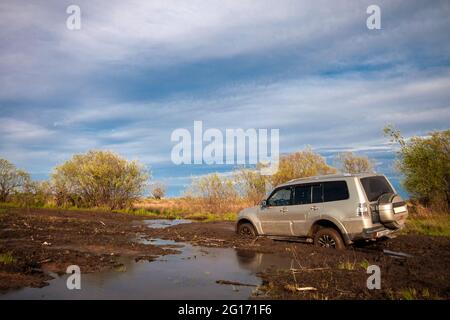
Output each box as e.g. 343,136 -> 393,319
360,176 -> 394,202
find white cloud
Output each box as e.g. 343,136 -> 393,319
0,0 -> 449,189
1,0 -> 449,100
0,118 -> 54,142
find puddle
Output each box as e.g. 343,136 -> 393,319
139,237 -> 181,246
0,219 -> 294,300
142,219 -> 191,229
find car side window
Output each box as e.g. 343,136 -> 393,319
323,181 -> 349,202
312,184 -> 323,203
293,185 -> 311,205
267,187 -> 292,206
293,184 -> 322,205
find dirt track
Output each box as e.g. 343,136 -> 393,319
0,208 -> 176,291
146,220 -> 450,299
1,208 -> 449,299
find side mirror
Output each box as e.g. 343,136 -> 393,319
260,200 -> 267,208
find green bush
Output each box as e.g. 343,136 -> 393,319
149,182 -> 166,199
52,150 -> 150,209
268,148 -> 336,186
10,180 -> 53,208
185,173 -> 238,214
233,168 -> 267,205
385,126 -> 449,210
0,158 -> 30,202
336,152 -> 374,174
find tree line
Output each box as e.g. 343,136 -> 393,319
0,128 -> 448,212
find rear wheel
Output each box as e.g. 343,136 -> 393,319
237,222 -> 257,238
314,228 -> 345,250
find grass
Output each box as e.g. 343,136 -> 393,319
0,201 -> 235,222
185,212 -> 237,222
339,259 -> 372,271
112,207 -> 237,222
115,205 -> 237,221
337,261 -> 356,270
359,259 -> 370,270
400,288 -> 418,300
403,215 -> 450,237
0,253 -> 16,265
0,202 -> 20,209
4,199 -> 448,226
135,198 -> 246,221
399,288 -> 435,300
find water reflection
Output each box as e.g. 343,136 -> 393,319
235,250 -> 294,272
142,219 -> 192,229
1,242 -> 278,299
1,220 -> 296,300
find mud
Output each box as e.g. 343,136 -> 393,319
0,208 -> 175,291
1,208 -> 449,299
140,220 -> 450,299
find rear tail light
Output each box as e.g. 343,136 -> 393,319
357,203 -> 370,217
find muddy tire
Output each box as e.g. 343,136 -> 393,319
314,228 -> 345,250
237,222 -> 257,238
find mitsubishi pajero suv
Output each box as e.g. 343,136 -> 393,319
236,173 -> 408,249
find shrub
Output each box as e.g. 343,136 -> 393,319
336,152 -> 374,174
185,173 -> 238,214
150,182 -> 166,199
0,158 -> 30,202
268,148 -> 336,186
233,168 -> 268,205
384,126 -> 450,211
12,180 -> 53,208
51,150 -> 149,209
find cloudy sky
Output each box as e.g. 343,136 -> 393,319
1,0 -> 449,196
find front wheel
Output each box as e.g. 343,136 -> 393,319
314,228 -> 345,250
237,222 -> 257,238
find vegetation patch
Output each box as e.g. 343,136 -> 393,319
0,253 -> 16,265
337,261 -> 356,271
403,215 -> 450,237
359,259 -> 370,270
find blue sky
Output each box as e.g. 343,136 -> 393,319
1,0 -> 449,197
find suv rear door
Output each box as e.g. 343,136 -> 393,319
360,175 -> 407,227
290,183 -> 323,236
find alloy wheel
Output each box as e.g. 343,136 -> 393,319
318,234 -> 336,248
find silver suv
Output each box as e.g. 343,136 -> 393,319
236,173 -> 408,249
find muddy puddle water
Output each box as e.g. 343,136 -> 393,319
1,220 -> 293,300
141,219 -> 192,229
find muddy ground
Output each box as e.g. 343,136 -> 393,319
0,208 -> 176,291
1,207 -> 449,299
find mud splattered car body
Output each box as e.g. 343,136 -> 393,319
236,173 -> 408,249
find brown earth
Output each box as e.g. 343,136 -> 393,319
145,220 -> 450,299
0,207 -> 176,291
1,207 -> 449,299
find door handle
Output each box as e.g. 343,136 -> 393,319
310,205 -> 319,211
280,207 -> 288,213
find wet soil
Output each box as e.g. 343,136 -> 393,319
1,208 -> 449,299
0,208 -> 175,291
144,220 -> 450,299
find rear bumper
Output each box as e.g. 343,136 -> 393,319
350,225 -> 402,241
